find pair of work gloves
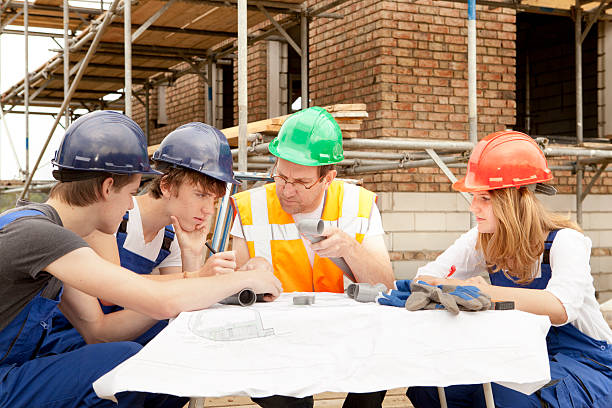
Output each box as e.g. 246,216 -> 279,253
377,279 -> 491,314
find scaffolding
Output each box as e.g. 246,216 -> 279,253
1,0 -> 612,226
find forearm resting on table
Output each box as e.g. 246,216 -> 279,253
478,284 -> 568,325
418,274 -> 569,325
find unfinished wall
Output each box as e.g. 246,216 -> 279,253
307,0 -> 517,193
127,0 -> 612,301
379,192 -> 612,302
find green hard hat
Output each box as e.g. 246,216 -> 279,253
269,106 -> 344,166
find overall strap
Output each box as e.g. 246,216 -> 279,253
161,225 -> 175,253
154,225 -> 175,265
115,212 -> 130,249
542,229 -> 559,266
0,209 -> 45,229
117,212 -> 129,234
0,209 -> 60,297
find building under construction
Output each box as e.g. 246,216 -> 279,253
1,0 -> 612,304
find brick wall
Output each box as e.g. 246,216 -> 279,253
132,63 -> 206,146
234,39 -> 268,123
306,0 -> 519,193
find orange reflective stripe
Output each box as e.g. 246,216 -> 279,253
357,187 -> 375,218
313,256 -> 344,292
232,190 -> 253,226
246,240 -> 255,258
265,183 -> 293,224
270,239 -> 313,292
321,180 -> 343,221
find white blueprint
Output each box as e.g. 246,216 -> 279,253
94,293 -> 552,400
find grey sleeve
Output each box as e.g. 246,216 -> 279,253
0,217 -> 89,279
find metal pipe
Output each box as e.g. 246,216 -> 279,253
544,146 -> 612,158
258,4 -> 301,56
124,0 -> 132,117
467,0 -> 477,144
171,0 -> 301,13
0,32 -> 2,179
581,161 -> 609,201
24,0 -> 29,181
343,138 -> 475,151
342,156 -> 465,175
207,59 -> 213,124
144,83 -> 150,140
19,0 -> 123,199
4,2 -> 104,15
129,0 -> 176,42
300,6 -> 308,109
63,0 -> 69,128
576,1 -> 583,145
237,0 -> 247,175
577,165 -> 584,225
0,28 -> 75,38
2,10 -> 117,101
525,53 -> 530,134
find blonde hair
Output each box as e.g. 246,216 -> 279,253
476,187 -> 581,284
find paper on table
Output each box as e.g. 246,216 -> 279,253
94,293 -> 551,401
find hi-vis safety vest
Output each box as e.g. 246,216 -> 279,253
232,180 -> 376,293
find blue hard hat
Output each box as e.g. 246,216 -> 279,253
152,122 -> 239,185
52,111 -> 160,177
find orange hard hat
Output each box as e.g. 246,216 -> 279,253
453,130 -> 553,193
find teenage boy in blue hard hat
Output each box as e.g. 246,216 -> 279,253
77,122 -> 272,345
0,111 -> 282,408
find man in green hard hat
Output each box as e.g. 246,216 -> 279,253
231,106 -> 394,408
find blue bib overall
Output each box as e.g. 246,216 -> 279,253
407,230 -> 612,408
0,209 -> 185,407
101,212 -> 175,344
51,212 -> 175,346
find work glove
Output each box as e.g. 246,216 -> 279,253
408,281 -> 491,315
377,280 -> 492,315
376,289 -> 412,307
346,282 -> 388,303
375,279 -> 421,308
435,284 -> 491,314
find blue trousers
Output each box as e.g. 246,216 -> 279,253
407,325 -> 612,408
0,341 -> 186,407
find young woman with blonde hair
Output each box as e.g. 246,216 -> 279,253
407,130 -> 612,408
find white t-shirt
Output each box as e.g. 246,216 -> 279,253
230,196 -> 384,267
416,227 -> 612,343
120,197 -> 182,271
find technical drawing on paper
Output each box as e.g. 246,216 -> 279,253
188,309 -> 275,341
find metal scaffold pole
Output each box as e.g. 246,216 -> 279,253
125,0 -> 132,117
301,5 -> 308,109
237,0 -> 247,177
575,0 -> 583,224
63,0 -> 69,127
19,0 -> 123,199
467,0 -> 477,145
24,0 -> 29,182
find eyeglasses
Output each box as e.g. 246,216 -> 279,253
272,173 -> 324,191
